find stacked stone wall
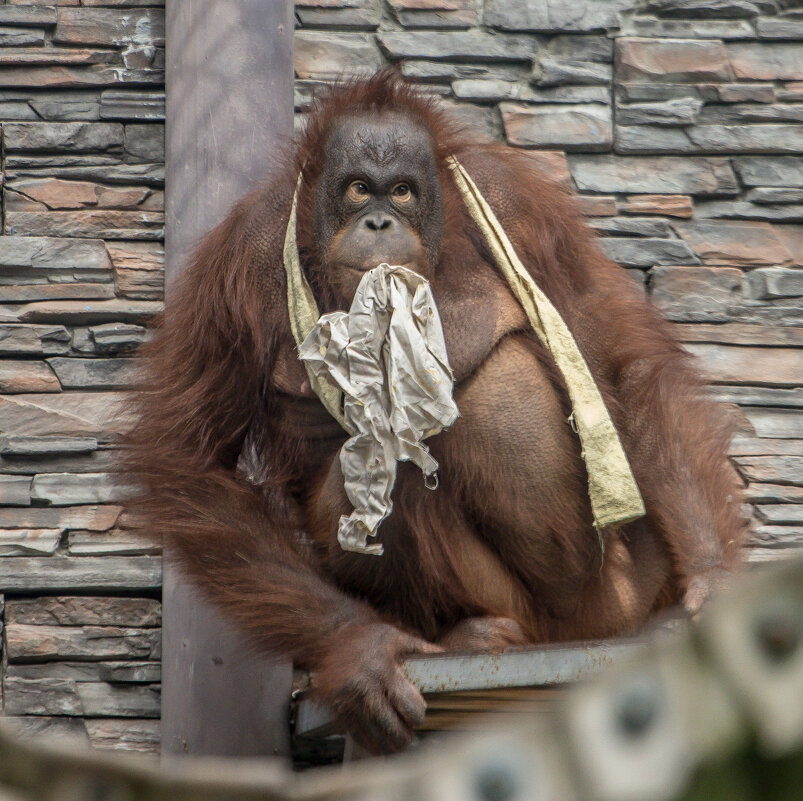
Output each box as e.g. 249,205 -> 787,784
0,0 -> 164,754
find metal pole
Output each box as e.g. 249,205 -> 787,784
162,0 -> 294,758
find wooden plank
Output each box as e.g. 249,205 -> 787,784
161,0 -> 294,759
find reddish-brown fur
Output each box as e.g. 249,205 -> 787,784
123,72 -> 746,751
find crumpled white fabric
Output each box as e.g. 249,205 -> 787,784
298,263 -> 459,556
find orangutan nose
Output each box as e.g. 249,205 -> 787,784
364,213 -> 394,231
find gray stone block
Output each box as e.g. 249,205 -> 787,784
8,660 -> 161,684
568,155 -> 739,194
67,530 -> 159,556
0,450 -> 117,476
734,456 -> 803,485
547,34 -> 613,62
0,27 -> 46,47
100,90 -> 165,121
757,17 -> 803,38
734,156 -> 803,187
0,435 -> 98,457
640,0 -> 761,18
532,58 -> 612,87
649,264 -> 742,321
124,123 -> 164,162
2,121 -> 123,153
3,677 -> 160,718
297,6 -> 381,31
694,200 -> 803,221
30,472 -> 134,506
0,7 -> 57,27
745,268 -> 803,299
591,217 -> 675,237
6,596 -> 161,627
616,97 -> 704,126
598,237 -> 700,266
0,555 -> 161,592
747,188 -> 803,204
47,357 -> 136,390
615,123 -> 803,154
745,484 -> 803,504
0,476 -> 33,507
619,17 -> 757,39
0,236 -> 111,271
744,408 -> 803,440
378,30 -> 539,62
485,0 -> 632,32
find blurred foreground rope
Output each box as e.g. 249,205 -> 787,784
0,558 -> 800,801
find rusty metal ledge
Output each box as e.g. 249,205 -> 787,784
295,638 -> 644,739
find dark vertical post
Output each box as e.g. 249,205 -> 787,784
162,0 -> 294,758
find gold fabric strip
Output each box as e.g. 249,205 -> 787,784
447,156 -> 645,530
282,174 -> 347,429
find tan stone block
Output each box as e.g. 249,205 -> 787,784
502,103 -> 611,151
106,241 -> 163,271
0,506 -> 122,531
774,226 -> 803,266
0,65 -> 162,89
729,43 -> 803,82
718,83 -> 776,103
17,298 -> 162,324
673,323 -> 803,347
295,31 -> 380,80
5,209 -> 164,239
0,360 -> 61,393
1,284 -> 115,303
520,150 -> 572,188
673,220 -> 792,266
685,343 -> 803,387
0,392 -> 126,444
7,178 -> 97,210
624,194 -> 693,217
0,48 -> 117,66
576,195 -> 617,216
778,83 -> 803,102
650,265 -> 742,322
616,38 -> 732,83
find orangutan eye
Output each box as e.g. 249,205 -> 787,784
347,181 -> 370,202
392,183 -> 412,202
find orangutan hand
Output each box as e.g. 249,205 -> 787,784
313,622 -> 441,754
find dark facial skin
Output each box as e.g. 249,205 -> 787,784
314,112 -> 444,300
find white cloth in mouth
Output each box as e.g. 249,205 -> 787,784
299,263 -> 459,556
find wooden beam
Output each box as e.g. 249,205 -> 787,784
162,0 -> 295,758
